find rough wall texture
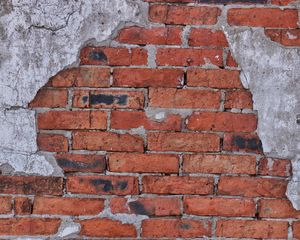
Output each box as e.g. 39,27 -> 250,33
0,0 -> 300,239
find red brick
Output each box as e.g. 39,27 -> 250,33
226,51 -> 238,67
225,90 -> 253,109
37,111 -> 107,130
272,0 -> 296,5
67,176 -> 139,195
218,176 -> 287,198
33,197 -> 104,216
37,133 -> 68,152
113,68 -> 184,87
142,219 -> 211,238
0,197 -> 12,214
189,28 -> 228,47
223,133 -> 263,153
228,8 -> 298,28
259,157 -> 291,177
0,218 -> 61,236
216,220 -> 288,239
148,132 -> 220,152
117,26 -> 182,45
149,5 -> 221,25
149,88 -> 221,109
265,29 -> 300,46
72,131 -> 144,152
0,176 -> 63,195
79,218 -> 137,238
55,153 -> 106,173
259,199 -> 300,218
184,197 -> 255,217
187,68 -> 242,88
145,0 -> 195,2
156,48 -> 223,66
80,47 -> 147,66
131,48 -> 148,65
73,89 -> 144,109
108,153 -> 179,173
29,89 -> 67,108
49,67 -> 110,87
183,154 -> 256,174
110,197 -> 181,216
14,197 -> 32,215
293,222 -> 300,239
111,111 -> 181,131
142,176 -> 214,194
187,112 -> 257,132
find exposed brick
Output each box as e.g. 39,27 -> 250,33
293,222 -> 300,239
73,89 -> 144,109
187,112 -> 257,132
110,197 -> 181,216
79,218 -> 137,238
0,218 -> 61,236
183,154 -> 256,174
108,153 -> 179,173
38,111 -> 107,130
37,133 -> 68,152
141,219 -> 211,238
33,197 -> 104,216
29,89 -> 67,108
145,0 -> 268,2
149,88 -> 221,109
148,132 -> 220,152
184,197 -> 255,217
111,111 -> 181,131
271,0 -> 296,5
225,90 -> 253,109
143,176 -> 214,194
189,28 -> 228,47
14,197 -> 32,215
223,133 -> 263,153
228,8 -> 298,28
226,51 -> 238,67
55,153 -> 106,173
0,197 -> 12,214
216,220 -> 288,239
259,157 -> 291,177
72,131 -> 144,152
113,68 -> 184,87
259,199 -> 300,218
149,5 -> 221,25
80,47 -> 147,66
187,68 -> 242,89
0,176 -> 63,195
49,67 -> 110,87
67,176 -> 139,195
156,48 -> 223,66
218,176 -> 287,198
131,48 -> 148,65
265,29 -> 300,46
117,26 -> 182,45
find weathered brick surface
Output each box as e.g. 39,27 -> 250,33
17,1 -> 299,238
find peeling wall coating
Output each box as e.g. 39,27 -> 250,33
0,0 -> 146,176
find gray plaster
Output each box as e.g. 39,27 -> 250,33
224,27 -> 300,209
0,0 -> 146,176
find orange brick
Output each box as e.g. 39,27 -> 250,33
293,222 -> 300,239
265,29 -> 300,46
0,197 -> 12,214
37,133 -> 68,152
72,131 -> 144,152
29,89 -> 67,108
131,48 -> 148,65
142,176 -> 214,195
67,176 -> 139,195
108,153 -> 179,173
189,28 -> 228,47
225,90 -> 253,109
218,176 -> 287,198
148,132 -> 220,152
33,197 -> 104,216
149,88 -> 221,109
258,157 -> 291,177
216,219 -> 288,239
14,197 -> 32,215
183,154 -> 256,174
184,197 -> 255,217
111,111 -> 181,131
226,51 -> 238,67
259,199 -> 300,218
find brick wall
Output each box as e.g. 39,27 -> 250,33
1,0 -> 299,238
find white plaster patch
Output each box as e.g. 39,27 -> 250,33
57,220 -> 81,238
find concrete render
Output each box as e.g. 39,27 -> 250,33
0,0 -> 299,211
